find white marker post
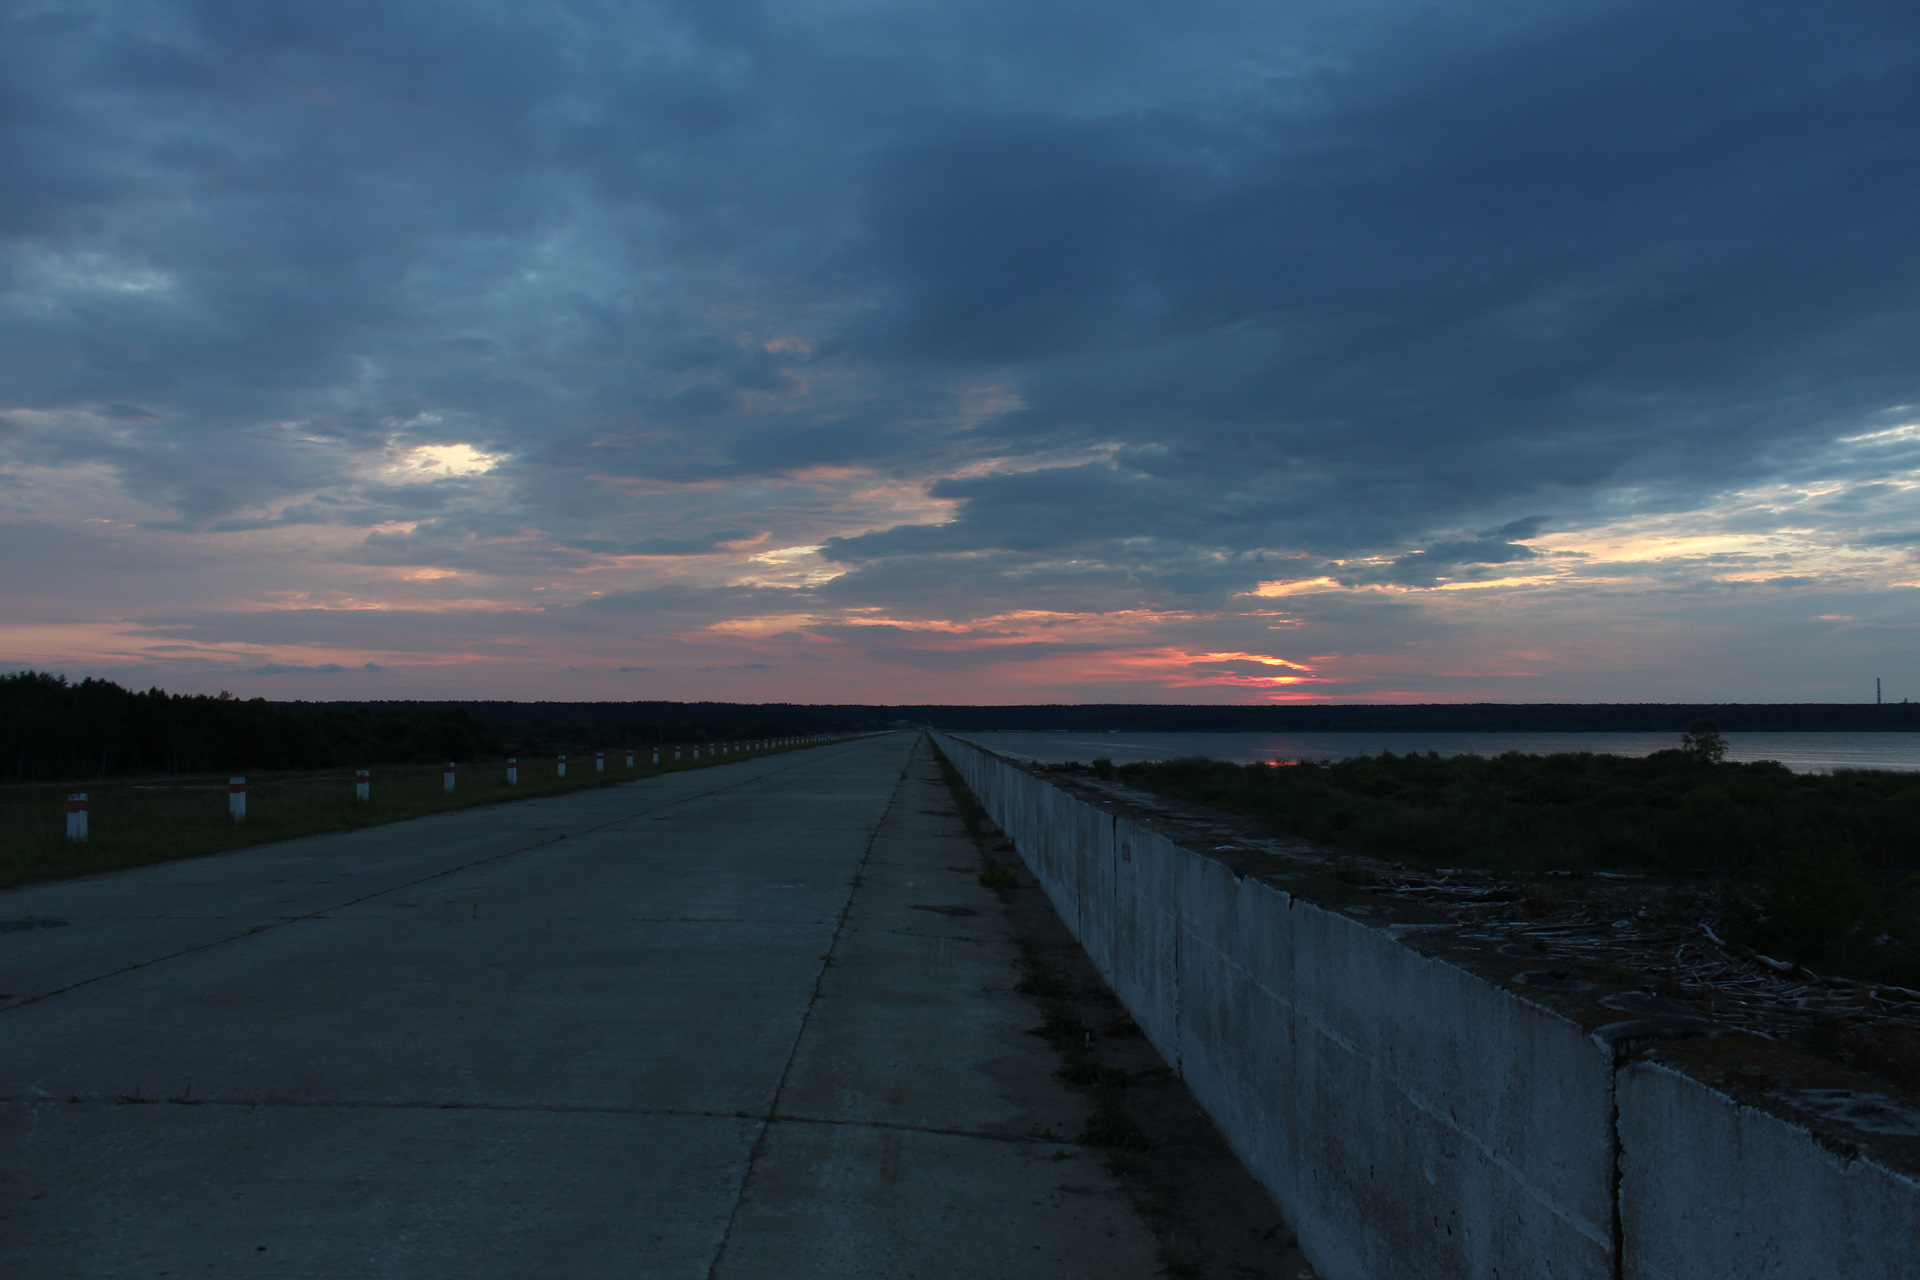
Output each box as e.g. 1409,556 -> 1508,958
229,778 -> 247,823
558,755 -> 568,778
652,748 -> 660,765
507,757 -> 519,786
674,746 -> 682,761
443,762 -> 456,794
596,751 -> 605,773
355,769 -> 370,803
66,793 -> 88,842
626,748 -> 634,767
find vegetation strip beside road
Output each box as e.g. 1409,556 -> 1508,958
0,742 -> 836,891
1092,726 -> 1920,989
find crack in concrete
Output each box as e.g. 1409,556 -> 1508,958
877,924 -> 997,943
701,737 -> 915,1280
0,1093 -> 1071,1149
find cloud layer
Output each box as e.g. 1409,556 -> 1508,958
2,0 -> 1917,702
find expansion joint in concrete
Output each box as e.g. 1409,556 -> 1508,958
1,1096 -> 760,1120
1,1092 -> 1069,1153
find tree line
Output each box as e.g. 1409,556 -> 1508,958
0,673 -> 823,781
1,672 -> 503,780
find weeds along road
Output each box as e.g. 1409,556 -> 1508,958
0,731 -> 1162,1279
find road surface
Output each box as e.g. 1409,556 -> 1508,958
0,733 -> 1160,1278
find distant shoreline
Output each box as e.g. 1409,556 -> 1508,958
278,700 -> 1920,735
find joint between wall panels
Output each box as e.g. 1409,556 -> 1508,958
1609,1063 -> 1625,1280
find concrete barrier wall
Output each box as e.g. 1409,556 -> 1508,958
1618,1060 -> 1920,1280
934,734 -> 1920,1280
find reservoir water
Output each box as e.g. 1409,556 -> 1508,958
951,731 -> 1920,775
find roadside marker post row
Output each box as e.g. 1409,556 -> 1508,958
55,737 -> 848,841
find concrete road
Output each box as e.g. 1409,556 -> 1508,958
0,733 -> 1161,1278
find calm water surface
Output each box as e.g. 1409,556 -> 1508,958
953,731 -> 1920,775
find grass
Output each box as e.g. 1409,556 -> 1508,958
1015,944 -> 1151,1162
936,732 -> 1156,1169
0,740 -> 836,890
927,740 -> 1025,893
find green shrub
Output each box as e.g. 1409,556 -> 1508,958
1113,748 -> 1920,984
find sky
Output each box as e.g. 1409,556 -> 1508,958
2,0 -> 1918,705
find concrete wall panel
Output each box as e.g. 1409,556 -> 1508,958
1619,1060 -> 1920,1280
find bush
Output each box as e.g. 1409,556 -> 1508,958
1112,748 -> 1920,984
1726,833 -> 1920,986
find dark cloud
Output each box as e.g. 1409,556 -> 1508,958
2,0 -> 1916,682
578,584 -> 811,625
130,609 -> 542,650
1352,518 -> 1550,588
822,639 -> 1113,671
563,531 -> 759,557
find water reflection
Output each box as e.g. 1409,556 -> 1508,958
954,731 -> 1920,774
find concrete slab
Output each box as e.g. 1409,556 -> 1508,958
0,734 -> 1168,1277
712,1122 -> 1151,1280
713,743 -> 1161,1278
0,745 -> 872,1007
4,1102 -> 754,1278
